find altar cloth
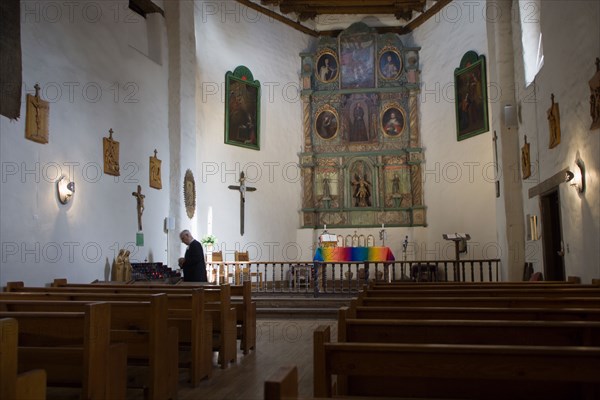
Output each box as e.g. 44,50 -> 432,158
314,246 -> 395,262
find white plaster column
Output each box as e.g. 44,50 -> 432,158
165,0 -> 198,269
486,0 -> 526,280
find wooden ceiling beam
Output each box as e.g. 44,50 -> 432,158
403,0 -> 452,32
270,0 -> 424,6
236,0 -> 319,37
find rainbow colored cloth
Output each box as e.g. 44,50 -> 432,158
314,247 -> 395,262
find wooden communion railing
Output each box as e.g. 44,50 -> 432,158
206,259 -> 501,297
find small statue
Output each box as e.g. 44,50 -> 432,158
352,173 -> 372,207
112,249 -> 125,281
132,185 -> 145,231
322,176 -> 331,200
123,250 -> 132,282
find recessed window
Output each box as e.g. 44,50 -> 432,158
519,0 -> 544,87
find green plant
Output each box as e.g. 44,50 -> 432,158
200,234 -> 217,245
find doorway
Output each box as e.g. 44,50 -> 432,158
539,189 -> 565,281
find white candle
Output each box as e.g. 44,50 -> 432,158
207,206 -> 213,235
382,223 -> 384,229
324,224 -> 327,231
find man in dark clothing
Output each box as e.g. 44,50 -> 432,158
178,230 -> 208,282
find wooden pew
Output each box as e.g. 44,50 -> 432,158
1,287 -> 214,384
361,287 -> 600,298
42,281 -> 236,366
314,325 -> 600,399
368,281 -> 598,289
0,303 -> 127,400
354,296 -> 600,308
264,365 -> 299,400
0,294 -> 176,400
347,305 -> 600,322
53,279 -> 257,355
338,308 -> 600,346
0,318 -> 46,400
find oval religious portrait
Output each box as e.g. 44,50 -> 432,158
381,105 -> 406,137
379,49 -> 402,80
315,50 -> 339,83
315,108 -> 339,140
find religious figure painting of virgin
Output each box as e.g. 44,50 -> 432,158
454,51 -> 489,141
225,66 -> 261,150
381,104 -> 406,137
315,50 -> 339,83
341,93 -> 377,143
339,32 -> 375,89
379,49 -> 402,80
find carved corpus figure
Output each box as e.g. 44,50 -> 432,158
132,185 -> 145,231
25,83 -> 49,143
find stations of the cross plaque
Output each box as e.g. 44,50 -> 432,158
228,171 -> 257,236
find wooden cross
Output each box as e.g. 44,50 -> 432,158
228,171 -> 257,236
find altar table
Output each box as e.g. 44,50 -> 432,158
314,246 -> 395,262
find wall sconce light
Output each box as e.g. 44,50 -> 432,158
503,104 -> 518,129
572,158 -> 586,194
565,159 -> 586,194
57,175 -> 75,204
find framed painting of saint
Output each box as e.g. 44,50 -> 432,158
381,103 -> 406,137
454,51 -> 489,141
225,66 -> 260,150
314,106 -> 339,140
379,48 -> 402,80
315,50 -> 339,83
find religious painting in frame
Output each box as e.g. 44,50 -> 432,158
314,105 -> 339,140
225,66 -> 260,150
341,93 -> 378,143
381,102 -> 406,138
25,84 -> 49,144
315,49 -> 339,84
454,51 -> 489,141
339,30 -> 375,89
149,149 -> 162,190
379,47 -> 403,81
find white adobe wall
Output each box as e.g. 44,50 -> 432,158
194,1 -> 312,261
513,0 -> 600,282
0,1 -> 172,286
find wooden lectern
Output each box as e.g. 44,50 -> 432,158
442,233 -> 471,281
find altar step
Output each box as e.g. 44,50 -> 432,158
254,296 -> 351,318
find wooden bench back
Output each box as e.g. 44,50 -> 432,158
314,325 -> 600,399
348,305 -> 600,321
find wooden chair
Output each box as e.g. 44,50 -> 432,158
211,251 -> 225,283
235,251 -> 262,289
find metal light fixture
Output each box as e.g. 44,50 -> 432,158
571,158 -> 586,194
565,158 -> 586,194
57,175 -> 75,204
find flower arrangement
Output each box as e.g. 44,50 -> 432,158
200,234 -> 217,245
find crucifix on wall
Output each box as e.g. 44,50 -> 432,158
228,171 -> 257,236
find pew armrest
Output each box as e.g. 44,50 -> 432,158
15,369 -> 46,400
